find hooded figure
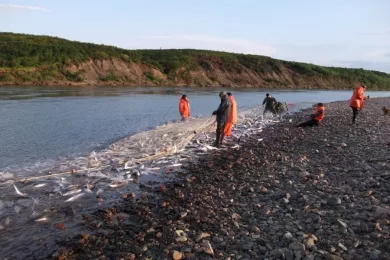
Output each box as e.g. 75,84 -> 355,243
179,95 -> 190,121
224,92 -> 237,136
350,84 -> 368,124
212,91 -> 231,147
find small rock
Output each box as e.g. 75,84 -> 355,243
306,254 -> 315,260
306,238 -> 315,248
242,211 -> 251,218
271,249 -> 284,258
289,241 -> 305,252
284,232 -> 294,240
172,250 -> 183,260
328,197 -> 342,206
232,213 -> 241,220
369,249 -> 381,260
175,230 -> 185,237
176,236 -> 188,242
338,242 -> 347,251
337,219 -> 348,228
202,240 -> 214,255
195,232 -> 210,242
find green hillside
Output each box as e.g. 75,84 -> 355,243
1,32 -> 389,89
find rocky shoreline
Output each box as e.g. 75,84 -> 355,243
51,98 -> 390,260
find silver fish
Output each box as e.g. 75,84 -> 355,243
33,183 -> 46,188
108,182 -> 127,188
34,217 -> 48,222
204,144 -> 218,150
13,185 -> 28,197
65,193 -> 85,202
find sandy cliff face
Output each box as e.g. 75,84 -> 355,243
0,58 -> 352,88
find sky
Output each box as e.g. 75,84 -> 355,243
0,0 -> 390,73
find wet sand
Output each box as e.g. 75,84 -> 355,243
51,98 -> 390,259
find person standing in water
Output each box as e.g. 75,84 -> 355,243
296,103 -> 325,127
212,91 -> 231,147
262,93 -> 277,116
224,92 -> 237,137
350,84 -> 368,124
179,95 -> 190,121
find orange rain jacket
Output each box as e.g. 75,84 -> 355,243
179,98 -> 190,118
350,86 -> 366,109
227,95 -> 237,124
314,105 -> 325,122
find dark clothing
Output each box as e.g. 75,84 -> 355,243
212,96 -> 230,147
264,106 -> 277,115
262,97 -> 277,108
297,119 -> 319,127
215,121 -> 226,147
263,97 -> 277,115
213,97 -> 231,123
352,107 -> 359,124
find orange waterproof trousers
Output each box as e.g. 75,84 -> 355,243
224,122 -> 233,136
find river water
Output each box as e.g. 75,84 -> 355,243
1,86 -> 390,259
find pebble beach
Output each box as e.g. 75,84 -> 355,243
51,97 -> 390,260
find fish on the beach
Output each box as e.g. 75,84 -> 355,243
33,183 -> 46,188
13,184 -> 28,197
204,144 -> 218,150
65,193 -> 85,202
146,167 -> 160,171
34,217 -> 48,222
108,181 -> 127,188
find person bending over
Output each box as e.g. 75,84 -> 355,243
297,103 -> 325,127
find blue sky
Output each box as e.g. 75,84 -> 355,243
1,0 -> 390,72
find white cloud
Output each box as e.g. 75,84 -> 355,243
0,4 -> 51,12
135,34 -> 277,57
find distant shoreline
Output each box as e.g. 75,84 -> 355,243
0,81 -> 355,90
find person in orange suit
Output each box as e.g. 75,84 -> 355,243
179,95 -> 190,121
297,103 -> 325,127
350,84 -> 368,124
224,92 -> 237,136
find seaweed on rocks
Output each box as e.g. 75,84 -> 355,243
51,98 -> 390,260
